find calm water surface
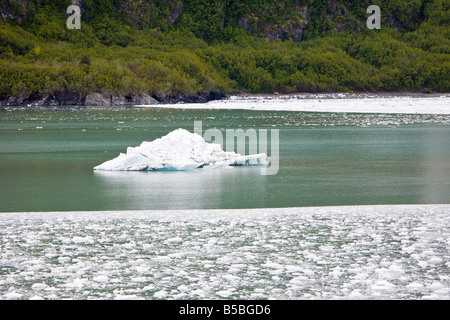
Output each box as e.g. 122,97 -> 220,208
1,108 -> 449,212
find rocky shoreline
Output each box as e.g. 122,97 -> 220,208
0,90 -> 227,108
1,91 -> 447,111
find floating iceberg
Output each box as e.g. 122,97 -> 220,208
94,128 -> 268,171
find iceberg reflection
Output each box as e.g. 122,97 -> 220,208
93,167 -> 267,210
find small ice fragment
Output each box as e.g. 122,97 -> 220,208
216,290 -> 233,298
143,284 -> 155,291
406,282 -> 424,290
348,289 -> 365,299
165,237 -> 183,244
72,236 -> 94,244
289,275 -> 309,285
154,290 -> 168,298
93,276 -> 109,283
427,257 -> 443,265
4,291 -> 22,299
319,245 -> 334,252
31,283 -> 48,291
114,294 -> 139,300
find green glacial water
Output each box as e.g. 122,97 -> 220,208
0,108 -> 449,212
1,106 -> 449,301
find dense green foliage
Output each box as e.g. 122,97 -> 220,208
0,0 -> 448,104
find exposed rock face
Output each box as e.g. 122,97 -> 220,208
0,0 -> 29,23
297,5 -> 309,20
84,93 -> 111,106
129,94 -> 159,105
154,91 -> 226,104
169,2 -> 183,25
4,94 -> 29,106
50,92 -> 84,105
265,28 -> 289,42
1,92 -> 161,107
291,27 -> 304,43
265,24 -> 307,43
84,93 -> 159,106
1,92 -> 84,107
241,5 -> 309,43
1,91 -> 228,107
238,17 -> 251,32
331,1 -> 349,16
0,0 -> 422,40
293,5 -> 309,42
111,95 -> 129,106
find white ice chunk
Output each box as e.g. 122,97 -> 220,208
406,282 -> 424,290
153,290 -> 168,298
113,294 -> 139,300
427,257 -> 443,265
216,289 -> 234,298
94,128 -> 268,171
289,275 -> 310,286
92,275 -> 109,283
31,283 -> 49,291
4,291 -> 22,300
72,236 -> 94,244
165,237 -> 183,244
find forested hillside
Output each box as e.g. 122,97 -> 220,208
0,0 -> 449,105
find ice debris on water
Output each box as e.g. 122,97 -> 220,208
94,128 -> 267,171
0,205 -> 449,300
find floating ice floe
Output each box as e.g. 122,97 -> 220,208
136,94 -> 450,115
94,128 -> 268,171
0,205 -> 449,300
